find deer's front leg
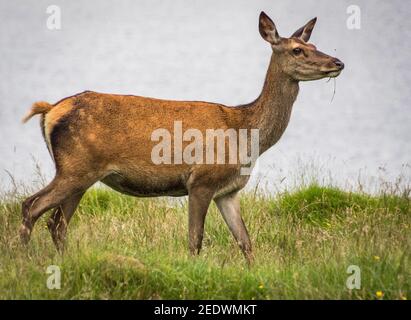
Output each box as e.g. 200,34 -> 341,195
214,191 -> 253,265
188,187 -> 214,255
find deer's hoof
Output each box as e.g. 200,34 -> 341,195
19,224 -> 31,245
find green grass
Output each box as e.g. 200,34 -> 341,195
0,184 -> 409,299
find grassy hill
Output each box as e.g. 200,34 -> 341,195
0,184 -> 409,299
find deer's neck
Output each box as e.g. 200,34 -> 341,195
247,54 -> 299,155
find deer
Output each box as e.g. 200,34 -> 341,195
20,12 -> 344,264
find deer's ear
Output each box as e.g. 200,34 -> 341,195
291,17 -> 317,42
259,12 -> 280,45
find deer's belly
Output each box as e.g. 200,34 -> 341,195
101,166 -> 250,198
101,172 -> 188,197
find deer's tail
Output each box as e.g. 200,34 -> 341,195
22,102 -> 53,123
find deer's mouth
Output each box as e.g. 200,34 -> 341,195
323,60 -> 344,78
324,69 -> 342,78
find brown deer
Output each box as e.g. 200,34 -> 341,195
20,12 -> 344,264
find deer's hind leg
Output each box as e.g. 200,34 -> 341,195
20,174 -> 95,245
47,191 -> 84,252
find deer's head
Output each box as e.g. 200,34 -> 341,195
259,11 -> 344,81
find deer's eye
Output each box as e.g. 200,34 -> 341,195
293,48 -> 303,55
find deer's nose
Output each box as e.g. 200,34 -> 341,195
334,59 -> 344,70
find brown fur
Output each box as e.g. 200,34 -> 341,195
22,101 -> 53,123
20,12 -> 344,264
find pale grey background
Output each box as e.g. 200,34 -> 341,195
0,0 -> 410,193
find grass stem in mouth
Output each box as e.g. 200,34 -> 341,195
331,77 -> 336,103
